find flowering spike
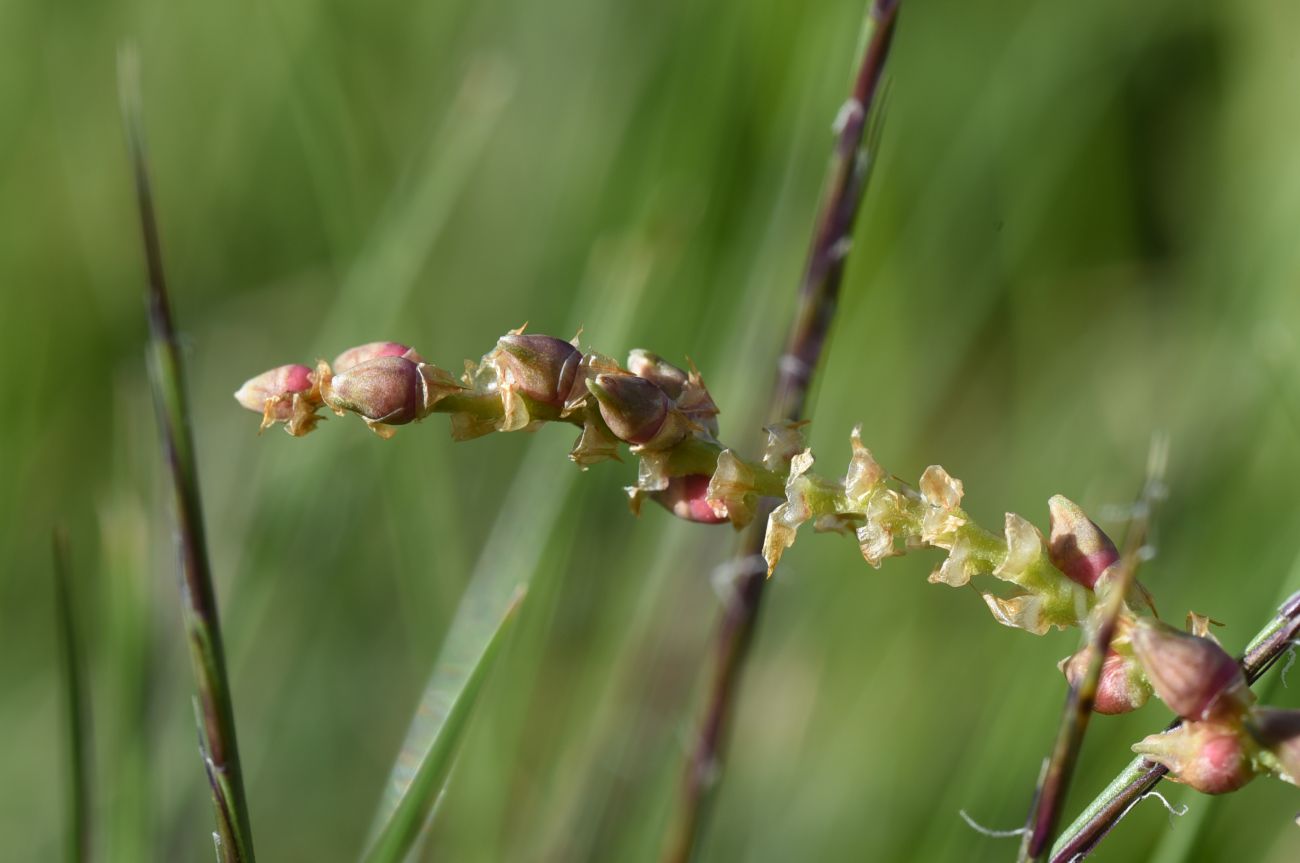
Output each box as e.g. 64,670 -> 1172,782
992,513 -> 1047,586
323,356 -> 424,428
1059,646 -> 1151,715
561,352 -> 621,416
569,413 -> 622,467
918,465 -> 967,547
234,364 -> 314,429
929,534 -> 977,587
762,422 -> 808,472
844,426 -> 885,503
1047,495 -> 1119,590
627,349 -> 689,399
333,341 -> 422,372
1132,722 -> 1259,794
495,333 -> 583,408
706,450 -> 758,529
1130,619 -> 1253,721
763,450 -> 816,575
650,475 -> 728,524
587,373 -> 683,448
981,592 -> 1050,635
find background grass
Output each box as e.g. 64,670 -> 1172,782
4,0 -> 1300,860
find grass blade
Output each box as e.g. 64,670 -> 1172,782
118,46 -> 256,863
52,528 -> 92,863
362,587 -> 527,863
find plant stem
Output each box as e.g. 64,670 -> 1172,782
1049,588 -> 1300,863
1020,442 -> 1165,861
53,528 -> 91,863
118,47 -> 257,863
662,3 -> 901,860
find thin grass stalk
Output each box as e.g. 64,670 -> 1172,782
1019,440 -> 1167,861
362,587 -> 526,863
662,3 -> 901,860
53,528 -> 92,863
1049,589 -> 1300,862
117,47 -> 256,863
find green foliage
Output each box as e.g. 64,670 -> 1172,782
4,0 -> 1300,861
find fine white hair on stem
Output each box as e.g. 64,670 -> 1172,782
1141,789 -> 1189,825
1280,640 -> 1300,688
957,809 -> 1028,838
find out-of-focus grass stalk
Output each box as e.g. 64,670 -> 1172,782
118,47 -> 256,863
1049,587 -> 1300,863
362,587 -> 526,863
1020,437 -> 1166,862
52,528 -> 91,863
662,2 -> 901,861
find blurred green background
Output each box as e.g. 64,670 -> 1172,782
5,0 -> 1300,860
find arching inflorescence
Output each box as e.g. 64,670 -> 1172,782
235,326 -> 1300,797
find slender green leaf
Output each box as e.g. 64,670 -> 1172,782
52,528 -> 91,863
363,587 -> 526,863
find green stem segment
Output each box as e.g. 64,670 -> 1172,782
662,2 -> 902,860
120,47 -> 257,863
1049,589 -> 1300,863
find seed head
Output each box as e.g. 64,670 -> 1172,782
494,333 -> 583,408
1131,618 -> 1252,721
1059,646 -> 1151,715
627,349 -> 689,399
587,373 -> 675,446
1047,495 -> 1119,590
234,363 -> 314,421
651,474 -> 728,524
1133,721 -> 1258,794
324,355 -> 424,425
333,341 -> 422,371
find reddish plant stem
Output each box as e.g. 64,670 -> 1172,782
662,3 -> 901,861
1020,512 -> 1151,860
120,50 -> 256,863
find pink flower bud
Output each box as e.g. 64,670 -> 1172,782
1131,619 -> 1252,721
325,356 -> 423,425
332,341 -> 422,372
627,349 -> 689,399
1059,646 -> 1151,715
587,373 -> 673,446
1133,721 -> 1258,794
1248,708 -> 1300,785
1047,496 -> 1119,590
651,474 -> 728,524
494,334 -> 582,408
233,364 -> 313,421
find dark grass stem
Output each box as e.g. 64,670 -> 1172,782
53,528 -> 92,863
1020,438 -> 1167,861
118,48 -> 257,863
662,3 -> 901,861
1048,589 -> 1300,862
